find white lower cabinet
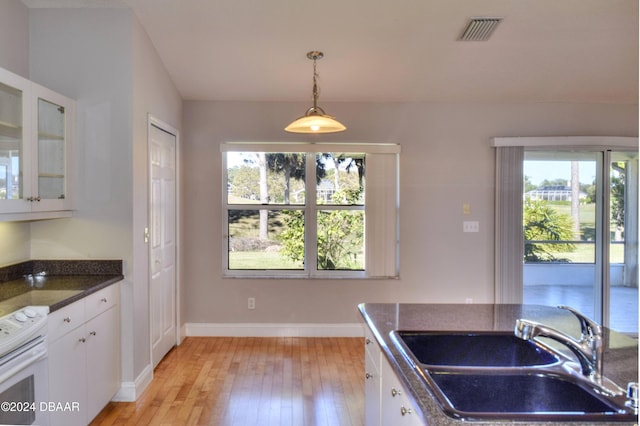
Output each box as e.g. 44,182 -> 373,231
364,328 -> 382,426
380,356 -> 423,426
364,326 -> 424,426
47,284 -> 120,426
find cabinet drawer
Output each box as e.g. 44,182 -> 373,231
85,285 -> 118,320
48,300 -> 86,342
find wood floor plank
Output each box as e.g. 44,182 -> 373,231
90,337 -> 364,426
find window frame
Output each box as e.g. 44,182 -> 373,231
221,142 -> 400,279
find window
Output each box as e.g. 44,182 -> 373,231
222,143 -> 400,278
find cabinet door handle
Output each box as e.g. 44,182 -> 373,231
101,298 -> 108,303
89,331 -> 97,336
365,338 -> 371,345
400,406 -> 412,416
365,372 -> 373,380
78,337 -> 86,343
63,317 -> 71,323
391,388 -> 401,397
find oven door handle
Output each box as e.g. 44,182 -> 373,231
0,342 -> 47,384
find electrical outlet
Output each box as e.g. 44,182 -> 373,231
248,297 -> 255,310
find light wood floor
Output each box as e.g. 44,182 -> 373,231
90,337 -> 365,426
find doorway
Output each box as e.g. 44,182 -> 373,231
522,149 -> 638,334
148,117 -> 178,367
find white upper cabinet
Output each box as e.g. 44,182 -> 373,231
0,69 -> 29,213
32,83 -> 74,212
0,67 -> 74,220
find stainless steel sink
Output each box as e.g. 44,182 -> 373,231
427,371 -> 631,422
391,331 -> 559,367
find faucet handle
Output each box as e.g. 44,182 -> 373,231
557,305 -> 601,338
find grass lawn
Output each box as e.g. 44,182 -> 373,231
536,202 -> 625,263
229,251 -> 303,270
552,243 -> 624,263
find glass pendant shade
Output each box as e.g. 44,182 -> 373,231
285,107 -> 346,134
285,51 -> 346,134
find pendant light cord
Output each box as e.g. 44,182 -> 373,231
312,57 -> 319,111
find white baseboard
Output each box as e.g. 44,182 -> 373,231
185,322 -> 365,337
112,363 -> 154,402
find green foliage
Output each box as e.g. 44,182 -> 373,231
277,210 -> 305,264
611,162 -> 625,230
228,164 -> 305,203
279,188 -> 365,270
229,166 -> 260,200
582,183 -> 596,203
524,199 -> 575,262
539,178 -> 568,187
317,199 -> 364,270
523,175 -> 536,193
228,152 -> 367,271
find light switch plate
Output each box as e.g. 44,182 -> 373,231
463,221 -> 480,233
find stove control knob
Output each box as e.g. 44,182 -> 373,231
14,312 -> 27,322
23,308 -> 37,318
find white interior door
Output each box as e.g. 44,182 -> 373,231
149,121 -> 177,367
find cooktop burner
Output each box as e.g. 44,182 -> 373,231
0,306 -> 48,358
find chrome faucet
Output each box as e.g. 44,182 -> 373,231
515,305 -> 603,382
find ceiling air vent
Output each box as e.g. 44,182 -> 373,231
459,17 -> 502,41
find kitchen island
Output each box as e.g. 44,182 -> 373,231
359,303 -> 638,426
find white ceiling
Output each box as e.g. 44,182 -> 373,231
23,0 -> 639,104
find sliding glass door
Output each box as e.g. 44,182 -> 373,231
522,149 -> 638,334
606,151 -> 638,334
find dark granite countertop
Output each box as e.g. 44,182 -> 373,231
359,303 -> 639,426
0,260 -> 124,315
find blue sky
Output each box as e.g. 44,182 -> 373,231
524,161 -> 596,186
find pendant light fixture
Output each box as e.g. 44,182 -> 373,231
285,51 -> 346,134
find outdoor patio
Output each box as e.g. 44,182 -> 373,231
524,285 -> 638,335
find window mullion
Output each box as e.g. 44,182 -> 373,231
306,152 -> 318,277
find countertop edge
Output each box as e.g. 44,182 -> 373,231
48,275 -> 124,313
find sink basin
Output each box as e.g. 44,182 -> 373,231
390,330 -> 635,422
427,372 -> 631,421
392,331 -> 559,367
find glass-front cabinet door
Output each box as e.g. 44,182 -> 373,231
32,84 -> 72,212
0,69 -> 30,213
0,66 -> 73,217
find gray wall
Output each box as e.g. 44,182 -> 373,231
0,0 -> 29,77
0,0 -> 31,265
182,100 -> 638,324
26,7 -> 182,394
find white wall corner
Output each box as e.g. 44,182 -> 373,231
112,364 -> 153,402
185,323 -> 365,338
178,322 -> 187,345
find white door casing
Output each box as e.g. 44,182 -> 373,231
149,118 -> 177,368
